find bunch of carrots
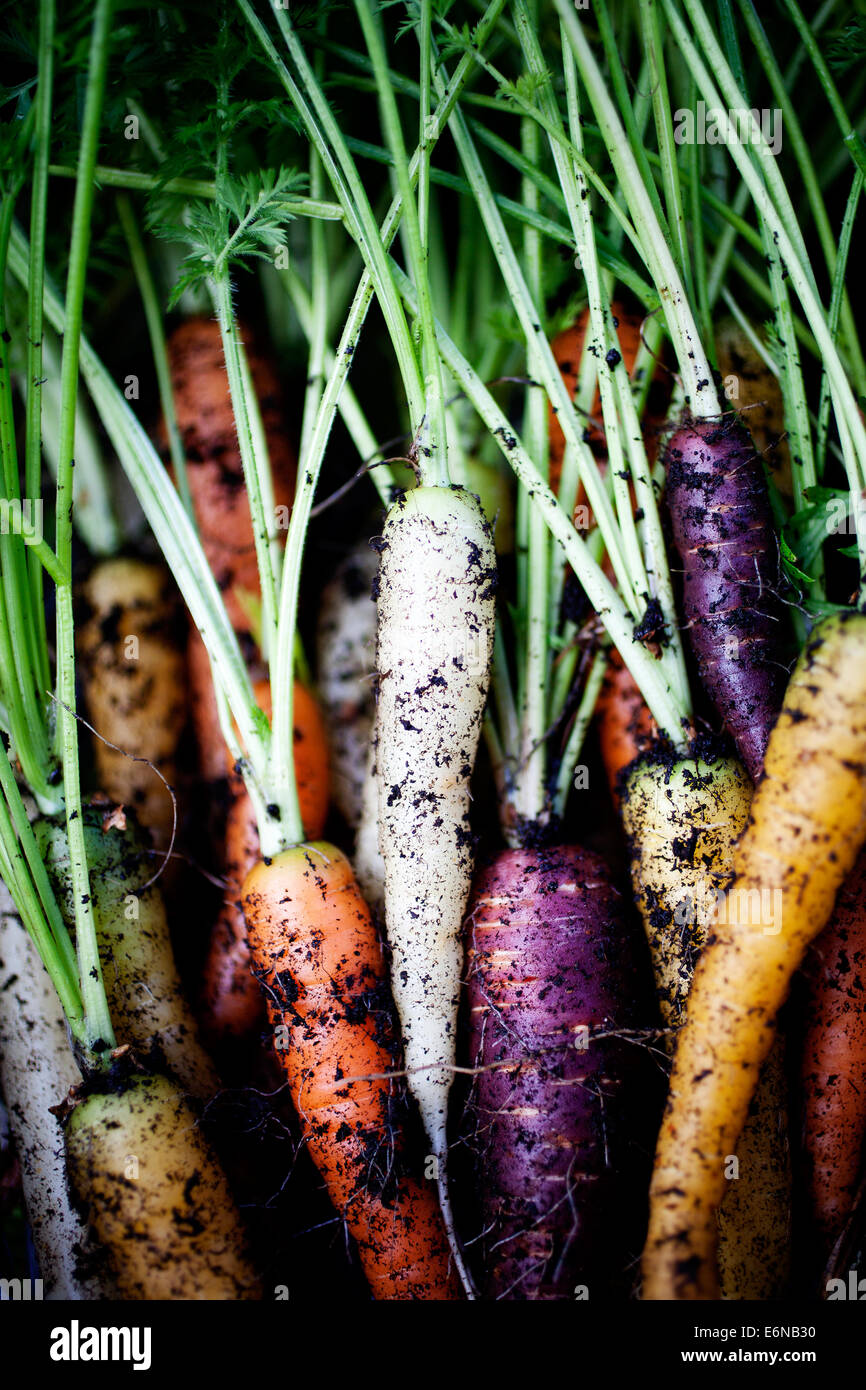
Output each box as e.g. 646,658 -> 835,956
0,0 -> 865,1307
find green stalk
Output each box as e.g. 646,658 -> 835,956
355,0 -> 449,485
24,0 -> 55,696
738,0 -> 866,398
0,197 -> 56,803
688,78 -> 714,353
678,0 -> 815,289
116,193 -> 193,518
816,171 -> 864,478
47,163 -> 343,217
662,0 -> 866,592
347,126 -> 659,304
210,274 -> 281,663
514,1 -> 549,828
53,0 -> 116,1056
279,262 -> 396,504
593,0 -> 669,240
781,0 -> 855,142
518,8 -> 690,713
0,778 -> 83,1037
0,748 -> 78,1001
706,181 -> 750,308
640,0 -> 692,297
237,0 -> 510,460
714,0 -> 816,543
552,645 -> 607,820
267,147 -> 330,855
9,226 -> 269,802
557,0 -> 719,418
433,69 -> 643,620
263,4 -> 427,436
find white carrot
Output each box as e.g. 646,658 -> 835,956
376,484 -> 496,1182
0,885 -> 116,1299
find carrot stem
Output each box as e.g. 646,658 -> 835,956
52,0 -> 116,1058
116,192 -> 194,520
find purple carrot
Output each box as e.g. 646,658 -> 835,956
464,844 -> 658,1301
665,416 -> 787,781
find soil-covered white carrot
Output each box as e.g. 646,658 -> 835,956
65,1068 -> 261,1300
643,611 -> 866,1299
376,485 -> 496,1172
316,542 -> 378,828
0,886 -> 115,1299
38,808 -> 219,1099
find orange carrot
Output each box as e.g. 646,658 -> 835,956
166,316 -> 296,633
201,679 -> 329,1043
800,847 -> 866,1269
595,648 -> 656,808
243,844 -> 460,1300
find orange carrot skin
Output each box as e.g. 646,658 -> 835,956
800,847 -> 866,1263
243,845 -> 460,1300
201,779 -> 263,1041
166,317 -> 296,634
201,680 -> 329,1042
596,650 -> 656,808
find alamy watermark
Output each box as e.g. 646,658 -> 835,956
674,884 -> 783,936
673,100 -> 783,156
0,497 -> 43,545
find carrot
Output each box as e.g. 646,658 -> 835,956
621,748 -> 753,1023
65,1068 -> 261,1300
0,886 -> 116,1298
38,807 -> 219,1100
200,770 -> 263,1043
166,317 -> 296,634
316,543 -> 378,829
664,415 -> 789,783
622,748 -> 791,1299
715,1038 -> 792,1300
595,648 -> 655,807
799,847 -> 866,1269
465,844 -> 659,1300
200,678 -> 329,1043
715,317 -> 792,498
242,844 -> 460,1300
77,558 -> 186,850
375,486 -> 496,1190
642,612 -> 866,1299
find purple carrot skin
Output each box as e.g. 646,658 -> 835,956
800,847 -> 866,1268
465,845 -> 659,1300
665,416 -> 787,782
